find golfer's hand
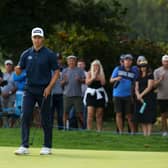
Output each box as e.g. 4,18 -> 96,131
43,86 -> 52,98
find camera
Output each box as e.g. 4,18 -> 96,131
0,80 -> 8,87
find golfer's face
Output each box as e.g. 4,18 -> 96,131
31,36 -> 44,48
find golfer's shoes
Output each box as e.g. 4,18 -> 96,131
14,146 -> 29,155
40,147 -> 52,155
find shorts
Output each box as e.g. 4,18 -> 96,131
158,100 -> 168,113
86,91 -> 105,108
63,96 -> 83,113
113,96 -> 132,114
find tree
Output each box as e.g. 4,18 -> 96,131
117,0 -> 168,42
0,0 -> 73,61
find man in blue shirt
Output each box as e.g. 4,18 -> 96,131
14,27 -> 60,155
110,54 -> 136,134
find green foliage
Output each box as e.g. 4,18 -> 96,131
45,23 -> 109,59
0,0 -> 167,70
0,0 -> 73,58
119,39 -> 166,69
45,0 -> 127,73
117,0 -> 168,42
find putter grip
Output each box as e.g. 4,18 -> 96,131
139,102 -> 147,114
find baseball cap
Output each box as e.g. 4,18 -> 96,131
67,55 -> 77,60
31,27 -> 44,37
120,54 -> 125,61
4,60 -> 13,65
124,54 -> 133,60
137,55 -> 146,62
138,60 -> 148,67
162,55 -> 168,61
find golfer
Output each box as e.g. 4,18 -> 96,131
14,27 -> 60,155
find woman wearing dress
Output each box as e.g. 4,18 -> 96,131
84,60 -> 108,131
135,59 -> 156,136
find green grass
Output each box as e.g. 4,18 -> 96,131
0,128 -> 168,152
0,128 -> 168,168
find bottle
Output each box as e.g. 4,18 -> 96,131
139,102 -> 147,114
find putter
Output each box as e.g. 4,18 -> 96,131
30,97 -> 46,146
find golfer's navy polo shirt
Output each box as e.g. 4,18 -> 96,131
19,46 -> 58,88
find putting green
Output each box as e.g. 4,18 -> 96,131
0,147 -> 167,168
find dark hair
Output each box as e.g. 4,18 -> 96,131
139,65 -> 152,77
57,53 -> 63,60
77,58 -> 85,63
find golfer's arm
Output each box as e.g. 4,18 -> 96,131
47,69 -> 60,89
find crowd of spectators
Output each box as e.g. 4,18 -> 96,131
0,53 -> 168,136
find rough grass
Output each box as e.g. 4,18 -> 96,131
0,128 -> 168,152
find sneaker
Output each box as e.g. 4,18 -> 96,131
14,146 -> 29,155
162,132 -> 168,137
40,147 -> 52,155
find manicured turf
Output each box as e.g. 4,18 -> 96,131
0,147 -> 168,168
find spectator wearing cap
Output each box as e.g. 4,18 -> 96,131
134,59 -> 156,136
154,55 -> 168,136
14,27 -> 60,155
111,54 -> 132,133
132,56 -> 147,79
110,54 -> 137,134
61,55 -> 85,129
1,60 -> 17,127
131,55 -> 147,132
69,58 -> 88,129
137,56 -> 146,65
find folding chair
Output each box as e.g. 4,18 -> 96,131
0,91 -> 23,128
